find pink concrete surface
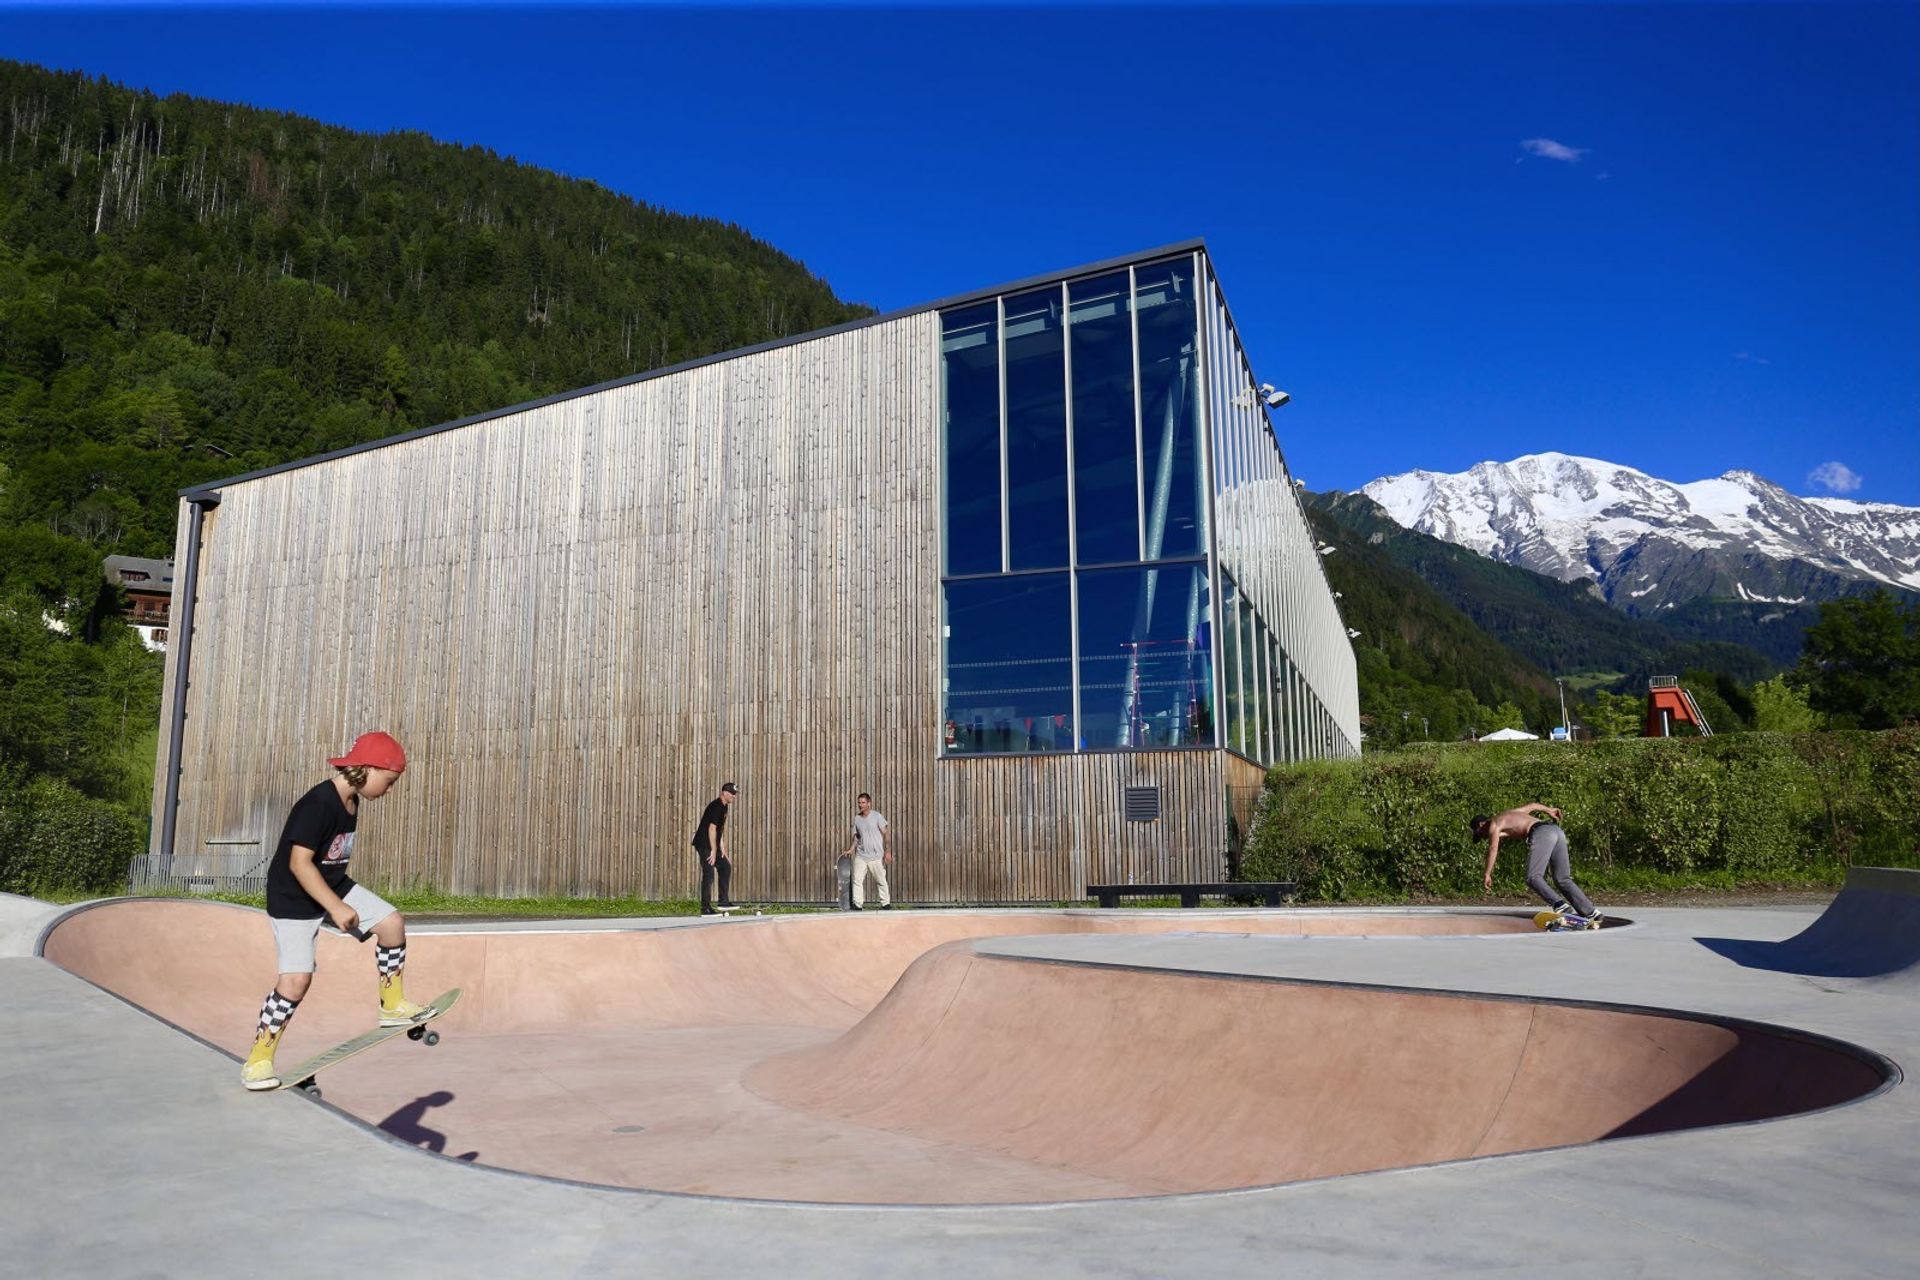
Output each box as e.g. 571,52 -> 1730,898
40,900 -> 1882,1203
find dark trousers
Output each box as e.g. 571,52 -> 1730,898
697,849 -> 732,910
1526,823 -> 1596,916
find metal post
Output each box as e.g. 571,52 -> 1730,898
158,491 -> 219,876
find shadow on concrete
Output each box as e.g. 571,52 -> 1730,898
379,1090 -> 478,1162
1697,874 -> 1920,978
1694,935 -> 1919,977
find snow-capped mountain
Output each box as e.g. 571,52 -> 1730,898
1360,453 -> 1920,615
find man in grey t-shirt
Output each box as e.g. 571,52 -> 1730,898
840,792 -> 892,909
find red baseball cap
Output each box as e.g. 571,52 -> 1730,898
328,731 -> 408,773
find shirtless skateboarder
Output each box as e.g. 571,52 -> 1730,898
1473,804 -> 1604,926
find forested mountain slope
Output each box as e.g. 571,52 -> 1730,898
1312,491 -> 1779,685
0,59 -> 866,834
1302,500 -> 1563,741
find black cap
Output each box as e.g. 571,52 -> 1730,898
720,781 -> 739,794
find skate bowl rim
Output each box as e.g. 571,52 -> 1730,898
33,897 -> 1896,1211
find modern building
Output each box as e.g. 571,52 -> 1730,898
151,241 -> 1358,903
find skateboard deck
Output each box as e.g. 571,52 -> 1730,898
1535,910 -> 1599,932
278,988 -> 461,1094
835,854 -> 854,910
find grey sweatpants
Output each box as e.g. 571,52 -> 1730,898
1526,823 -> 1596,916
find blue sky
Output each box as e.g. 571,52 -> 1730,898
5,2 -> 1917,504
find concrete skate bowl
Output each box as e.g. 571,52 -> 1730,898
40,898 -> 1888,1205
1698,866 -> 1920,982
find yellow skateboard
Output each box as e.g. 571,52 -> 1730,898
1535,910 -> 1600,932
278,988 -> 461,1097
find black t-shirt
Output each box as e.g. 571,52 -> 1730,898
691,799 -> 728,853
266,779 -> 359,918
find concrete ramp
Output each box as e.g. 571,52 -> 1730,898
39,898 -> 1888,1204
0,892 -> 61,958
748,943 -> 1886,1195
1698,867 -> 1920,980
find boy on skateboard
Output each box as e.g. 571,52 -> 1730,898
242,731 -> 431,1090
1473,804 -> 1605,926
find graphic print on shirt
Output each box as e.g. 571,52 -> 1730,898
320,831 -> 356,870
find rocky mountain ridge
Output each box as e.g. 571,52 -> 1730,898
1361,453 -> 1920,615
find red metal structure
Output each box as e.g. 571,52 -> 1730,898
1644,676 -> 1714,737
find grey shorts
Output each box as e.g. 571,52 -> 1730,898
269,884 -> 398,974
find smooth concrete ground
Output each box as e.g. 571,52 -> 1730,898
4,899 -> 1917,1278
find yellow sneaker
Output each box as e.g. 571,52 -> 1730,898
379,996 -> 428,1027
241,1032 -> 281,1091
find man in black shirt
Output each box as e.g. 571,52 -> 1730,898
692,781 -> 739,914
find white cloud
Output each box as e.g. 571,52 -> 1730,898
1735,351 -> 1771,365
1807,461 -> 1863,494
1520,137 -> 1586,163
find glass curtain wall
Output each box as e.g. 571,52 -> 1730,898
942,254 -> 1212,756
1202,259 -> 1333,766
941,304 -> 1002,575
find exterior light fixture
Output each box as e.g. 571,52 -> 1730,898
1260,384 -> 1292,409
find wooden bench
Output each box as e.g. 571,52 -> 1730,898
1086,882 -> 1296,909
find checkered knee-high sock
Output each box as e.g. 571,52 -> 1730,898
376,944 -> 407,1003
252,990 -> 300,1054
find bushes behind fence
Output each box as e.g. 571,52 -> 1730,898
1242,730 -> 1920,901
0,769 -> 145,895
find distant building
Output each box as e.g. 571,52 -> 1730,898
103,555 -> 174,651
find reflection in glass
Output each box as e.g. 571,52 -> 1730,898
1240,603 -> 1263,761
943,574 -> 1073,754
1221,575 -> 1244,755
1069,273 -> 1139,564
1136,259 -> 1203,558
1269,633 -> 1288,762
1077,564 -> 1213,749
1003,287 -> 1069,570
942,304 -> 1001,574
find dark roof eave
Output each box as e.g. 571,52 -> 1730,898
180,238 -> 1211,497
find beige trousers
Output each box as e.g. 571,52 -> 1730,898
851,856 -> 890,908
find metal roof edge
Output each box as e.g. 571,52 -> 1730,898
182,238 -> 1212,494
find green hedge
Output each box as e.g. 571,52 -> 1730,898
0,770 -> 145,895
1243,730 -> 1920,901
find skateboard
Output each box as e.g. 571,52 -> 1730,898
835,854 -> 854,911
712,904 -> 762,916
1535,910 -> 1600,932
278,988 -> 461,1097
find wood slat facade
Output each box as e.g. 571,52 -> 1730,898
151,244 -> 1358,903
154,309 -> 1245,902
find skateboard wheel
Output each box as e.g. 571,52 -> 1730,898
408,1025 -> 425,1042
424,1031 -> 440,1047
300,1082 -> 321,1099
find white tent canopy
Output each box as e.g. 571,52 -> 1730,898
1477,727 -> 1539,742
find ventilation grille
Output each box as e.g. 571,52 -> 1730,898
1123,785 -> 1162,823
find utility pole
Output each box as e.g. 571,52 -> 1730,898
1556,677 -> 1570,741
